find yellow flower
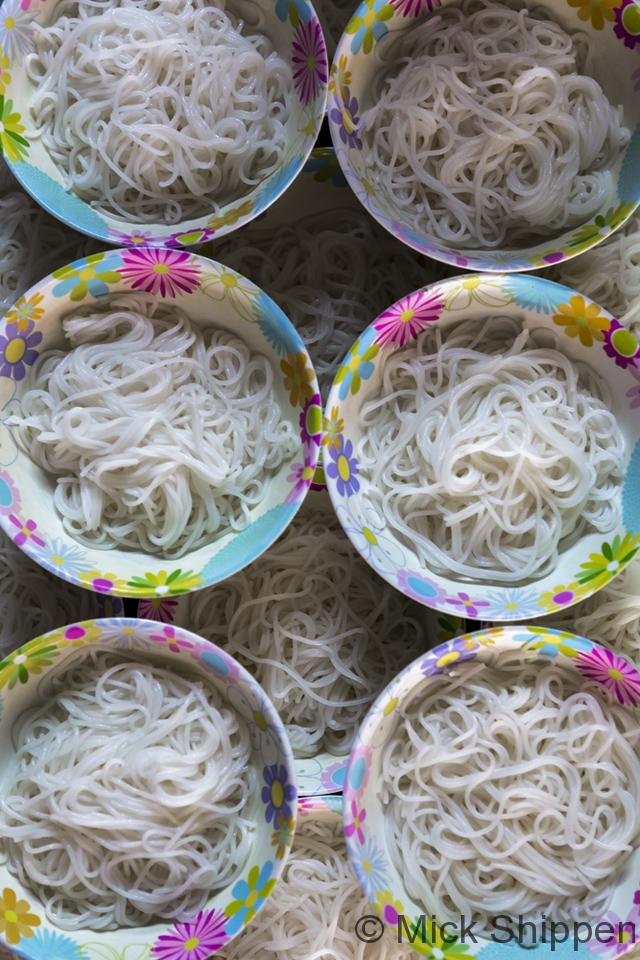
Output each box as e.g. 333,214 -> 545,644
566,0 -> 620,31
271,814 -> 295,860
208,200 -> 254,232
0,887 -> 40,945
281,352 -> 315,408
126,568 -> 204,597
0,50 -> 11,97
0,98 -> 29,163
329,55 -> 351,95
322,406 -> 344,450
552,295 -> 611,347
4,292 -> 44,331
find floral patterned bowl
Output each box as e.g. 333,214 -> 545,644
324,273 -> 640,622
0,0 -> 328,247
343,626 -> 640,959
0,618 -> 297,960
328,0 -> 640,273
0,248 -> 321,598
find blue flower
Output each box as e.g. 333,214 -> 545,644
262,763 -> 296,825
304,152 -> 348,188
24,929 -> 88,960
512,629 -> 592,658
52,253 -> 123,301
274,0 -> 312,25
253,160 -> 301,213
345,0 -> 394,55
510,276 -> 563,314
421,637 -> 479,677
350,835 -> 391,901
225,862 -> 276,935
334,326 -> 379,400
254,294 -> 300,356
485,587 -> 543,619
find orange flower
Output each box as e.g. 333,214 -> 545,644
0,888 -> 40,945
566,0 -> 620,31
281,352 -> 315,408
552,295 -> 611,347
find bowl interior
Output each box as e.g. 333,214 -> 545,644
1,0 -> 328,246
0,618 -> 297,960
328,0 -> 640,272
0,248 -> 321,597
324,273 -> 640,621
343,626 -> 640,958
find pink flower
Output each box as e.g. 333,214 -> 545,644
291,19 -> 327,106
445,591 -> 491,619
119,248 -> 201,298
373,291 -> 444,347
149,625 -> 195,654
9,515 -> 45,548
138,596 -> 179,622
152,909 -> 229,959
285,447 -> 316,503
575,646 -> 640,707
627,364 -> 640,409
344,800 -> 367,844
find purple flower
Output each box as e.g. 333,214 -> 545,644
445,591 -> 491,618
392,0 -> 440,16
575,646 -> 640,707
326,436 -> 359,497
262,764 -> 296,825
152,908 -> 229,960
285,447 -> 316,504
614,0 -> 640,49
138,596 -> 179,622
299,393 -> 322,446
292,18 -> 327,105
330,88 -> 362,150
421,636 -> 479,677
602,319 -> 640,368
0,318 -> 42,380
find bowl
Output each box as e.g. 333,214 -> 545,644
0,0 -> 328,247
328,0 -> 640,273
343,625 -> 640,959
324,272 -> 640,622
0,248 -> 321,598
0,617 -> 297,959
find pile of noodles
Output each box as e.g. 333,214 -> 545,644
217,818 -> 419,960
211,209 -> 442,400
0,652 -> 256,930
544,208 -> 640,340
13,294 -> 297,557
356,316 -> 625,583
190,500 -> 428,757
380,651 -> 640,935
534,557 -> 640,669
27,0 -> 294,223
0,527 -> 95,662
0,157 -> 100,318
359,0 -> 629,248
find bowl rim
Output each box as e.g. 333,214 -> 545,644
327,0 -> 640,273
323,271 -> 640,622
1,0 -> 329,247
342,624 -> 640,958
0,246 -> 321,598
0,616 -> 298,959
